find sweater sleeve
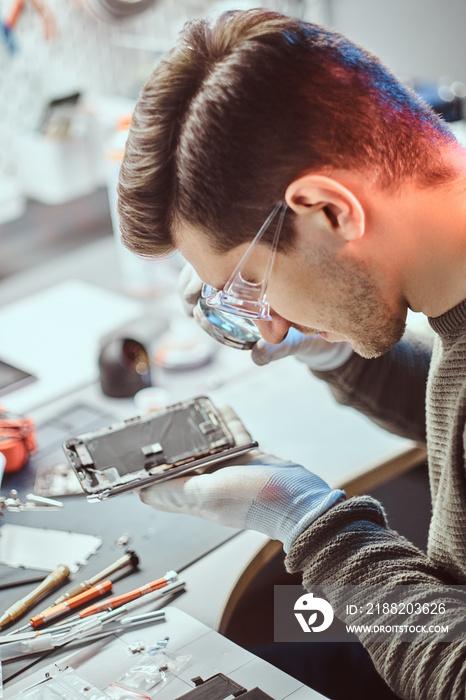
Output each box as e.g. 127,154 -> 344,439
285,498 -> 466,700
311,330 -> 434,444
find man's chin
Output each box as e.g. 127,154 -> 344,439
351,330 -> 405,359
352,344 -> 386,360
318,332 -> 386,358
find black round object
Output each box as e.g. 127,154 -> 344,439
98,337 -> 152,398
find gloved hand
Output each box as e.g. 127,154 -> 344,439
177,263 -> 353,371
138,455 -> 345,552
251,327 -> 353,371
177,262 -> 203,316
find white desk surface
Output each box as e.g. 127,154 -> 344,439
3,606 -> 327,699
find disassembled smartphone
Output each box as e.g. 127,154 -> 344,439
63,396 -> 258,502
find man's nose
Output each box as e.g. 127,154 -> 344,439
254,313 -> 292,344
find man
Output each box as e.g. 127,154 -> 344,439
117,9 -> 466,699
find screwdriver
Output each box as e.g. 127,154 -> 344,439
62,570 -> 178,623
47,550 -> 139,608
15,579 -> 113,631
0,610 -> 166,661
0,579 -> 185,642
0,564 -> 70,628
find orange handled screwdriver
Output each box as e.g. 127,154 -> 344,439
76,570 -> 178,619
28,579 -> 113,629
48,550 -> 139,608
0,564 -> 70,628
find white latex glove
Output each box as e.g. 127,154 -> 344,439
251,327 -> 353,371
177,262 -> 202,316
138,455 -> 345,552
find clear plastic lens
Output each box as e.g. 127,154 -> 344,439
193,298 -> 261,349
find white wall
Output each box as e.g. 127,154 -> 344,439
3,0 -> 464,182
0,0 -> 320,179
327,0 -> 466,84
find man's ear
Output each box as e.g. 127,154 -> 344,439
285,174 -> 365,241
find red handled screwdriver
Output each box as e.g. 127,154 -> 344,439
48,550 -> 139,608
29,579 -> 113,628
72,570 -> 178,620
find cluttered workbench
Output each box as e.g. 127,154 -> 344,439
0,236 -> 426,698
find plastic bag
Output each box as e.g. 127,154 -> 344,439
105,638 -> 190,699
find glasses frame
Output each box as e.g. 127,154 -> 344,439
201,201 -> 287,321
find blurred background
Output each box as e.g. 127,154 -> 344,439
2,0 -> 466,282
0,0 -> 464,290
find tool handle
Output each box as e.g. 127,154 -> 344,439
30,579 -> 113,628
120,610 -> 166,625
21,564 -> 70,607
78,589 -> 141,617
51,579 -> 93,606
78,576 -> 169,618
52,550 -> 138,606
0,565 -> 70,626
87,550 -> 139,586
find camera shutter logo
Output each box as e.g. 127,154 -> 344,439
294,593 -> 334,633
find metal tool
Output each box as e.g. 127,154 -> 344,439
0,580 -> 185,643
48,549 -> 139,607
0,576 -> 47,591
12,579 -> 113,633
72,570 -> 178,619
0,610 -> 166,660
51,578 -> 185,629
0,490 -> 63,516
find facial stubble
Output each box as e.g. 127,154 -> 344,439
308,253 -> 406,360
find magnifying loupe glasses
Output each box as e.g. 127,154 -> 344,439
193,202 -> 287,350
193,298 -> 261,350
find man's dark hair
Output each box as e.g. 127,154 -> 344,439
118,9 -> 455,257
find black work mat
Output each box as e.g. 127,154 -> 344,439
0,402 -> 239,685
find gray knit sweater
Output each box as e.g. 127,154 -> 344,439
285,300 -> 466,700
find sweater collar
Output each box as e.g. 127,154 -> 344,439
428,297 -> 466,337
